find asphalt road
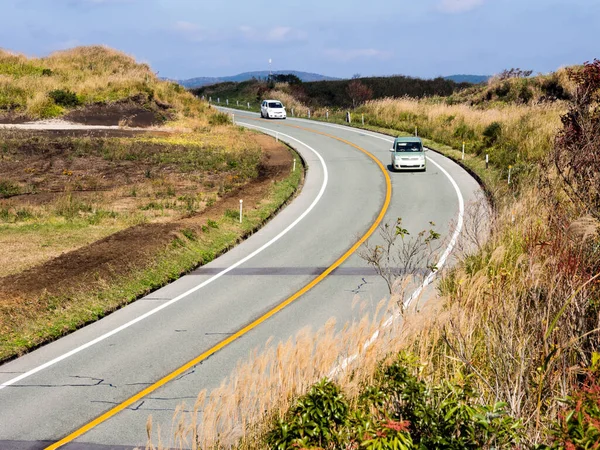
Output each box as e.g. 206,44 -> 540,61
0,112 -> 482,449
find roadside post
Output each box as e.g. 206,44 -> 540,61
485,154 -> 489,169
462,142 -> 465,160
326,110 -> 329,121
237,100 -> 239,106
415,126 -> 418,137
209,96 -> 212,103
226,99 -> 229,106
346,111 -> 351,123
239,199 -> 243,223
362,114 -> 364,125
308,109 -> 311,119
217,98 -> 220,104
508,165 -> 512,185
291,108 -> 294,117
247,102 -> 250,109
293,158 -> 296,172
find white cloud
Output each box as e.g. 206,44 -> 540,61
323,48 -> 393,63
239,25 -> 306,43
438,0 -> 485,13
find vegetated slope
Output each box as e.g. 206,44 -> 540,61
0,46 -> 207,123
169,63 -> 600,449
0,46 -> 303,362
178,70 -> 340,89
192,74 -> 472,108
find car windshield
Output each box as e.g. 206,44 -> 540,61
395,142 -> 422,152
268,102 -> 283,108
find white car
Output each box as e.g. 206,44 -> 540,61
260,100 -> 287,119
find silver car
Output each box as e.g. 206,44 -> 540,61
390,137 -> 426,171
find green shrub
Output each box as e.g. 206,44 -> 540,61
266,379 -> 350,450
547,357 -> 600,449
48,89 -> 81,107
483,121 -> 502,146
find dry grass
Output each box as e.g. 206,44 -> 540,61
153,185 -> 598,449
361,97 -> 563,163
150,81 -> 600,448
0,46 -> 212,123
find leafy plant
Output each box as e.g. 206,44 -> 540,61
48,89 -> 81,107
266,379 -> 350,450
548,356 -> 600,449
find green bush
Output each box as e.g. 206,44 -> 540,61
263,355 -> 523,449
483,122 -> 502,146
547,357 -> 600,449
266,379 -> 350,449
48,89 -> 81,107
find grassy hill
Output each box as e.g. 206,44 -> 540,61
0,46 -> 303,362
0,46 -> 208,123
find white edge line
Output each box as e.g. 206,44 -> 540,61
328,133 -> 466,378
221,110 -> 468,377
0,127 -> 328,390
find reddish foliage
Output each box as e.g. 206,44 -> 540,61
384,420 -> 411,433
554,59 -> 600,218
346,80 -> 373,107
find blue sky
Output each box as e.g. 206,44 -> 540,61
1,0 -> 598,79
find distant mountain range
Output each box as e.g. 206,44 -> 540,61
177,71 -> 340,88
443,74 -> 490,84
174,71 -> 490,89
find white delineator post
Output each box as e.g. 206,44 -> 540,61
293,158 -> 296,172
247,102 -> 250,109
239,199 -> 243,223
326,110 -> 329,121
217,98 -> 220,104
415,126 -> 418,137
237,100 -> 239,106
226,99 -> 229,106
485,153 -> 489,169
508,165 -> 512,184
462,142 -> 465,160
308,109 -> 311,119
362,114 -> 364,125
291,108 -> 294,117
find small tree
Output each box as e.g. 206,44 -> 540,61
554,59 -> 600,219
346,79 -> 373,108
359,218 -> 442,299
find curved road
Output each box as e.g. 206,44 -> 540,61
0,112 -> 482,449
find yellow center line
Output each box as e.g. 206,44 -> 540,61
46,120 -> 392,449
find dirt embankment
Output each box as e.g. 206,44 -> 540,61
0,94 -> 173,127
0,133 -> 291,306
